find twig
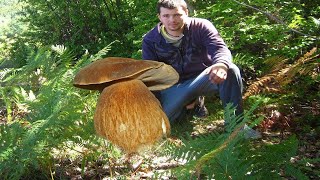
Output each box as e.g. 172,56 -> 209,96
132,159 -> 144,173
154,162 -> 181,170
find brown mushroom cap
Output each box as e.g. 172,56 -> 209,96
73,57 -> 179,91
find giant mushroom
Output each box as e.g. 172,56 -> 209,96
73,57 -> 179,154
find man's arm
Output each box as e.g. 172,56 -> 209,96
201,20 -> 232,67
200,19 -> 232,84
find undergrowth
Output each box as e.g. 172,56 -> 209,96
0,44 -> 318,179
159,103 -> 307,179
0,43 -> 119,179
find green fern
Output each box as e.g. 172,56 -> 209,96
246,136 -> 307,179
90,40 -> 119,62
161,101 -> 305,179
0,43 -> 118,179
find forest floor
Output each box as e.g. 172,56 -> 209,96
0,96 -> 319,179
50,100 -> 320,180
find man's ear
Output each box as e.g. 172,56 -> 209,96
185,9 -> 189,16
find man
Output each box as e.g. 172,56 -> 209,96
142,0 -> 243,125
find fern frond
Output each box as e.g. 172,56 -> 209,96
72,41 -> 119,72
193,101 -> 262,177
0,123 -> 27,178
247,136 -> 302,179
0,68 -> 14,81
279,47 -> 320,84
263,56 -> 288,73
0,86 -> 25,122
1,68 -> 22,84
194,125 -> 242,177
244,47 -> 320,99
90,40 -> 119,62
243,75 -> 280,99
51,44 -> 75,68
51,44 -> 67,55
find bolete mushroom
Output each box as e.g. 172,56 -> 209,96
73,57 -> 179,154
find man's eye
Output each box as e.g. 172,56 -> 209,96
163,14 -> 169,18
174,14 -> 182,18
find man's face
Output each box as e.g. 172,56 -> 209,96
158,6 -> 188,33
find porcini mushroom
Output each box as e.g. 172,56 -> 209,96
73,57 -> 179,154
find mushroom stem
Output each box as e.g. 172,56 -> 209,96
94,79 -> 170,154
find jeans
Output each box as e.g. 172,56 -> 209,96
155,63 -> 243,123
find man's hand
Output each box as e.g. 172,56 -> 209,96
205,63 -> 228,84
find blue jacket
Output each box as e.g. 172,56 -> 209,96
142,17 -> 232,81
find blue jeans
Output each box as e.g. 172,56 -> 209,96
156,63 -> 243,123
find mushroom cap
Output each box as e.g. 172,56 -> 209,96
73,57 -> 179,91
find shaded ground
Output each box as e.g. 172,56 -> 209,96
49,106 -> 320,179
1,97 -> 319,179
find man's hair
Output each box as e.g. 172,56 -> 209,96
157,0 -> 188,14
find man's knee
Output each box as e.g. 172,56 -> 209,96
227,63 -> 241,78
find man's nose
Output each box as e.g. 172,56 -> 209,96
169,15 -> 175,22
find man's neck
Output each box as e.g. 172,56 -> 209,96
166,30 -> 182,37
164,25 -> 184,37
161,25 -> 184,42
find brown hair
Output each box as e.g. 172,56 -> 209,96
157,0 -> 188,14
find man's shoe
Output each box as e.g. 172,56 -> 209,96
193,96 -> 209,118
241,124 -> 262,139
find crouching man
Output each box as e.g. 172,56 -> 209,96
142,0 -> 243,126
